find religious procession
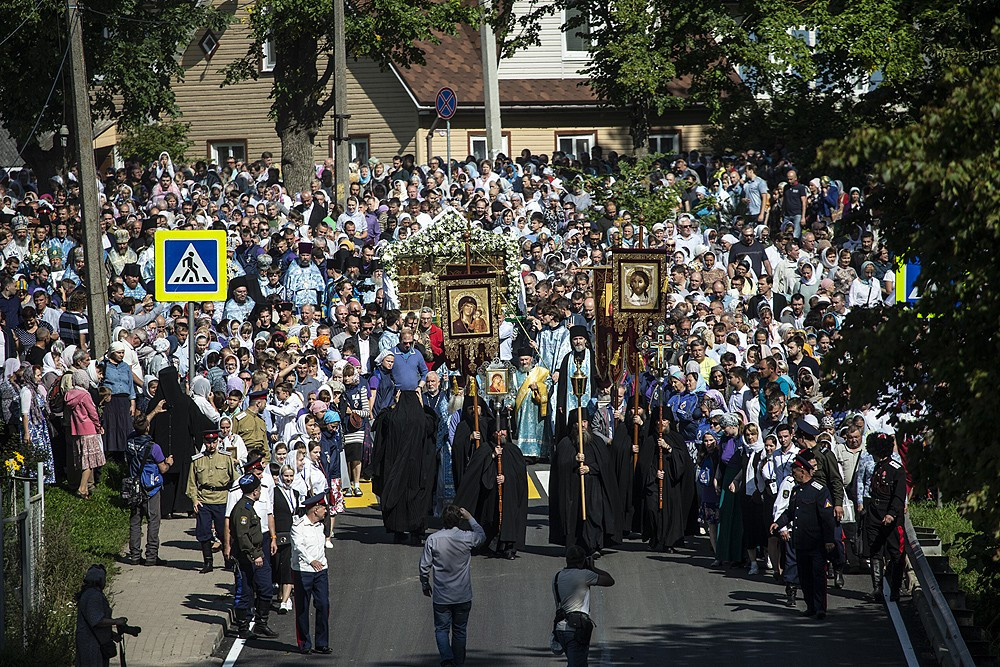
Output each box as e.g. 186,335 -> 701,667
0,144 -> 915,665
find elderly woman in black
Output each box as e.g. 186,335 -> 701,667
75,564 -> 128,666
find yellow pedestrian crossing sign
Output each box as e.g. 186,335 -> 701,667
154,230 -> 227,302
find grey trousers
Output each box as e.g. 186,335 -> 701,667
129,492 -> 162,560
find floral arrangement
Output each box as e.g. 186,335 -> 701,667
4,451 -> 24,476
382,210 -> 522,312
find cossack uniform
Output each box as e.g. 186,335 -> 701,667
864,434 -> 907,602
187,429 -> 237,573
233,408 -> 268,455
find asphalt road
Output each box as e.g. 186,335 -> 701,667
224,465 -> 912,666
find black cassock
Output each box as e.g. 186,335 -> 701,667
641,430 -> 693,551
371,391 -> 438,534
609,409 -> 652,539
451,406 -> 496,493
149,367 -> 214,516
549,433 -> 622,553
454,439 -> 528,550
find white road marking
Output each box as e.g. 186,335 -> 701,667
534,469 -> 550,497
222,622 -> 252,667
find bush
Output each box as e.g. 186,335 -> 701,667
1,462 -> 130,666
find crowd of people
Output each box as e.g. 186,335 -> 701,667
0,143 -> 910,663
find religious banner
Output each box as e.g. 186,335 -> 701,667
435,272 -> 504,372
610,249 -> 668,375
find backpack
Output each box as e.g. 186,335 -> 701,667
121,441 -> 153,507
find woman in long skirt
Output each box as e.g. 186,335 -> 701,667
714,414 -> 745,566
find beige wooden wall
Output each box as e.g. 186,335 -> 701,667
173,1 -> 418,166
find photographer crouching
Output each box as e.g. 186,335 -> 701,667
75,564 -> 141,666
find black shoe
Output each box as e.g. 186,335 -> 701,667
816,611 -> 827,620
591,550 -> 602,560
128,556 -> 141,566
300,647 -> 313,655
200,561 -> 213,574
504,549 -> 517,560
393,531 -> 407,544
143,557 -> 161,567
254,622 -> 279,639
314,646 -> 333,654
834,571 -> 845,589
866,590 -> 885,603
785,585 -> 797,607
238,624 -> 256,640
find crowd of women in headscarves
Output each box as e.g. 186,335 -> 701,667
0,145 -> 902,590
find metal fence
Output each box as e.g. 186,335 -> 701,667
1,462 -> 46,651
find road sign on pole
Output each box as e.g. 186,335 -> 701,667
154,230 -> 228,303
435,87 -> 457,120
894,257 -> 921,305
436,87 -> 457,196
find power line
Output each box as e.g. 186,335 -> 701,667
17,20 -> 73,159
78,4 -> 169,27
0,0 -> 46,50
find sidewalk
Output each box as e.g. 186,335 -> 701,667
110,517 -> 230,666
107,483 -> 380,666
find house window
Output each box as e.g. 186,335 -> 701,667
648,132 -> 680,155
563,7 -> 591,54
468,134 -> 510,162
556,133 -> 594,158
199,30 -> 219,60
209,140 -> 247,165
262,38 -> 276,72
349,137 -> 369,164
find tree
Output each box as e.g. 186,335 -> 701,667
221,0 -> 478,193
819,58 -> 1000,535
117,120 -> 193,166
0,0 -> 224,177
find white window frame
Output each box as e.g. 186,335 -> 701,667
648,132 -> 680,155
469,134 -> 509,162
348,137 -> 369,164
556,133 -> 594,158
562,7 -> 592,58
209,141 -> 247,165
262,38 -> 276,72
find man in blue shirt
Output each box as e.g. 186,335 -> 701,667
391,329 -> 428,392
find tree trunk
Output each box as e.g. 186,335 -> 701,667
629,104 -> 650,159
273,32 -> 324,195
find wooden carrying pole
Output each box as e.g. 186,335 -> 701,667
631,348 -> 640,471
657,413 -> 665,510
496,428 -> 504,528
577,401 -> 586,522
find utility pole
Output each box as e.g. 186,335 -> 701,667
332,0 -> 350,211
480,0 -> 503,160
66,0 -> 110,356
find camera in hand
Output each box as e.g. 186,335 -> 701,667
119,624 -> 141,637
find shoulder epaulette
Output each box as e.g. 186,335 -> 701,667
811,480 -> 823,490
889,460 -> 902,469
191,452 -> 205,462
234,411 -> 247,420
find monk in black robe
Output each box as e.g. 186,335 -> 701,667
148,367 -> 213,517
641,406 -> 693,552
454,411 -> 528,559
609,400 -> 650,540
371,390 -> 438,543
451,398 -> 496,492
549,410 -> 621,557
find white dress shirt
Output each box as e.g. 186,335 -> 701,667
291,514 -> 328,571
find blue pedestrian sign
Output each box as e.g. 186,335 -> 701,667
154,230 -> 228,302
436,87 -> 458,120
894,257 -> 921,305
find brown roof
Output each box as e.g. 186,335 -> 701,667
393,26 -> 689,108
